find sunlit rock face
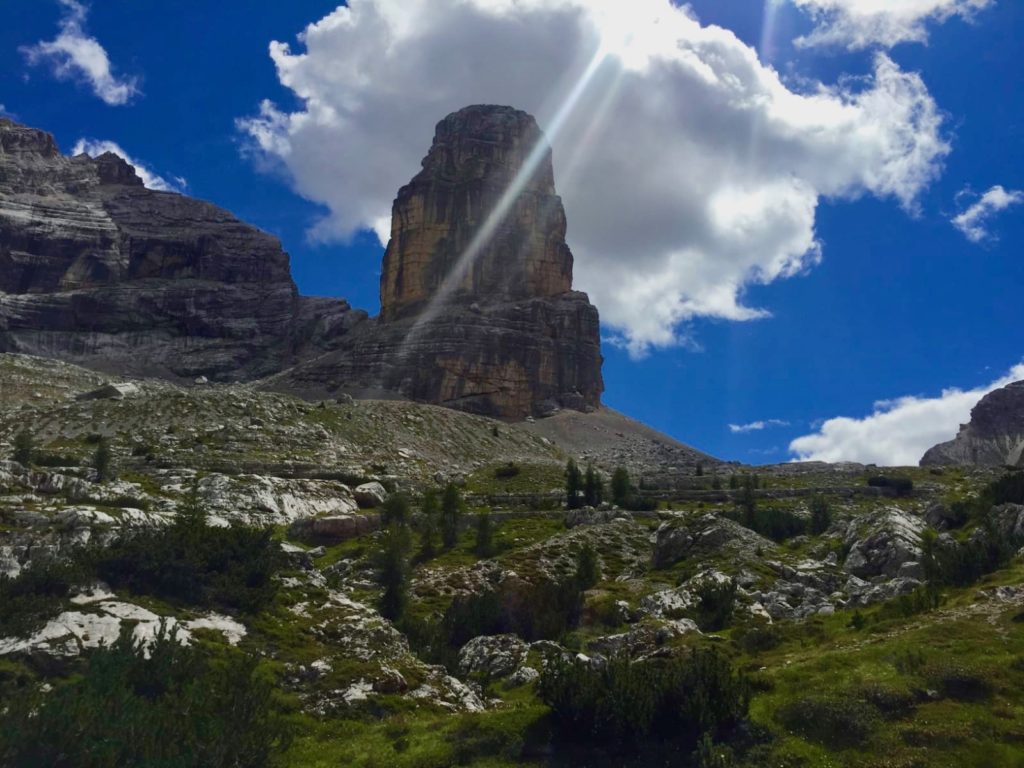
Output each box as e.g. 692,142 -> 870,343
0,118 -> 357,381
921,381 -> 1024,467
380,105 -> 573,321
275,105 -> 604,419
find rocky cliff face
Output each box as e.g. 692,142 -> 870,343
0,108 -> 602,418
271,105 -> 603,418
921,381 -> 1024,467
0,118 -> 358,381
380,106 -> 572,320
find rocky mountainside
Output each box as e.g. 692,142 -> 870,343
921,380 -> 1024,466
1,107 -> 603,420
269,105 -> 604,418
0,118 -> 358,381
2,352 -> 1023,767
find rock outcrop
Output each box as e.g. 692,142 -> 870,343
1,109 -> 602,419
921,381 -> 1024,467
0,118 -> 358,381
269,105 -> 604,418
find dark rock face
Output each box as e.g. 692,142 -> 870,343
0,107 -> 603,419
921,381 -> 1024,467
271,105 -> 604,418
0,118 -> 357,381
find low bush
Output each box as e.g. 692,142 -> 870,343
0,557 -> 88,637
493,462 -> 521,479
91,502 -> 282,613
777,693 -> 880,748
538,648 -> 750,749
981,471 -> 1024,507
692,577 -> 737,631
0,625 -> 290,767
726,506 -> 807,542
867,475 -> 914,497
923,662 -> 994,702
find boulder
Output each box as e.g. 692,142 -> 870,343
288,514 -> 378,544
76,382 -> 141,401
843,508 -> 925,579
353,481 -> 388,508
458,634 -> 529,679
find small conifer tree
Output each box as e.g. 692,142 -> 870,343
565,459 -> 583,509
378,523 -> 411,621
441,483 -> 463,549
475,509 -> 494,558
418,490 -> 440,559
611,467 -> 631,507
809,495 -> 832,535
575,543 -> 600,590
12,430 -> 34,465
583,464 -> 603,507
94,437 -> 115,483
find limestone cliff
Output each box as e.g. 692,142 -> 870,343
271,105 -> 603,418
921,380 -> 1024,467
0,118 -> 358,381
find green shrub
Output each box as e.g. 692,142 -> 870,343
867,475 -> 914,497
92,499 -> 282,613
0,625 -> 290,767
692,576 -> 737,631
809,496 -> 831,535
923,662 -> 994,701
539,648 -> 750,748
726,506 -> 807,542
981,471 -> 1024,507
12,430 -> 33,465
493,462 -> 520,479
0,557 -> 88,637
418,490 -> 440,560
732,620 -> 782,655
777,693 -> 880,748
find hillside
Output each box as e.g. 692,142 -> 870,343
1,353 -> 1022,766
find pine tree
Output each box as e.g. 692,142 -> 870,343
12,430 -> 34,465
378,523 -> 411,621
575,543 -> 600,590
565,459 -> 583,510
584,464 -> 603,507
94,437 -> 115,483
380,492 -> 410,528
418,490 -> 440,560
441,483 -> 463,549
610,467 -> 631,507
475,510 -> 494,558
809,495 -> 831,535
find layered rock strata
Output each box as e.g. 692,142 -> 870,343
0,118 -> 357,381
273,105 -> 603,418
921,380 -> 1024,467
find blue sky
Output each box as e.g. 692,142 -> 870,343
2,0 -> 1021,466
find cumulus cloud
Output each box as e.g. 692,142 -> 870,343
951,185 -> 1023,243
789,363 -> 1024,465
239,0 -> 949,356
71,139 -> 185,192
21,0 -> 139,106
791,0 -> 994,50
729,419 -> 790,434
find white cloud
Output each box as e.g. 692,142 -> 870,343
71,139 -> 185,193
21,0 -> 139,106
789,363 -> 1024,465
729,419 -> 790,433
239,0 -> 949,356
951,185 -> 1023,243
791,0 -> 994,50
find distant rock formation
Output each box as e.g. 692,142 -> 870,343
0,118 -> 359,381
0,109 -> 603,419
269,105 -> 604,418
921,381 -> 1024,467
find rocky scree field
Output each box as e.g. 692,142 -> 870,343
0,354 -> 1023,767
